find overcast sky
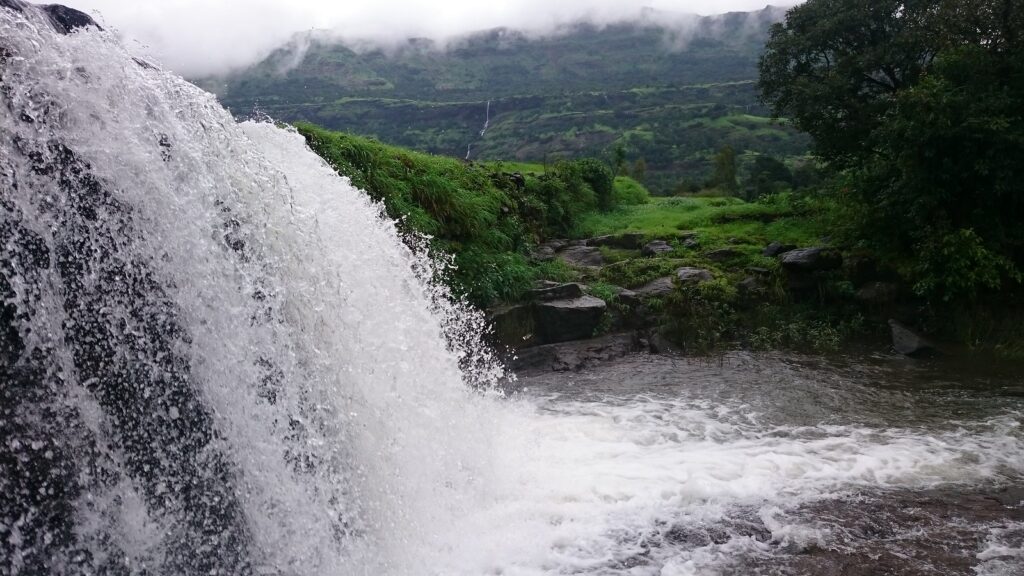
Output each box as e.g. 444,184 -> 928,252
61,1 -> 795,77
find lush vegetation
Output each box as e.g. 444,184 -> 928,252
271,0 -> 1024,357
296,123 -> 648,306
760,0 -> 1024,344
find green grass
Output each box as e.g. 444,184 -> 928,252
576,195 -> 820,244
298,123 -> 621,306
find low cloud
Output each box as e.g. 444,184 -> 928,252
61,0 -> 796,77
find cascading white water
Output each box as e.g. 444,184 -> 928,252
1,4 -> 506,573
2,4 -> 1022,576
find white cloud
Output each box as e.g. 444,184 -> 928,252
60,0 -> 796,77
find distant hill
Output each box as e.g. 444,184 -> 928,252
197,6 -> 809,194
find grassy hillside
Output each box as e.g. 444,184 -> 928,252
199,8 -> 809,195
295,123 -> 649,305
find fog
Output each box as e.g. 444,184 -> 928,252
61,1 -> 797,77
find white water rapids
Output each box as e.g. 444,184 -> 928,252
1,4 -> 1022,575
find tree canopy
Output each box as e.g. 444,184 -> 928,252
760,0 -> 1024,303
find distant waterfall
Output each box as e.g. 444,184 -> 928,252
0,3 -> 504,574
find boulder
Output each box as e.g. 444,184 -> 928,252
683,237 -> 700,249
705,248 -> 741,262
647,331 -> 681,354
535,296 -> 607,344
558,245 -> 604,268
544,239 -> 569,252
855,282 -> 899,304
528,282 -> 586,301
888,319 -> 936,357
635,276 -> 675,298
487,303 -> 538,348
746,266 -> 772,276
845,254 -> 881,284
737,276 -> 768,300
587,233 -> 645,249
531,245 -> 556,261
763,242 -> 796,257
616,289 -> 640,307
676,267 -> 713,285
1,1 -> 102,34
510,333 -> 640,373
641,240 -> 673,257
779,247 -> 842,272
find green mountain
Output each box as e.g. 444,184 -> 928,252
198,6 -> 809,194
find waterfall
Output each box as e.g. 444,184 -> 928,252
4,3 -> 1024,576
1,3 -> 505,574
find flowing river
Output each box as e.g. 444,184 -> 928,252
1,3 -> 1021,575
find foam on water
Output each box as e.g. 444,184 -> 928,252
2,5 -> 1022,575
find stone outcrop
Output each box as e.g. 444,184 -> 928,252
587,233 -> 645,249
535,296 -> 607,343
528,282 -> 585,301
705,248 -> 741,262
763,241 -> 796,257
557,245 -> 604,268
676,267 -> 714,285
487,303 -> 538,348
779,247 -> 843,272
511,333 -> 641,373
888,319 -> 936,356
641,240 -> 673,257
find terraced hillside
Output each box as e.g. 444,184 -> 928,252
198,7 -> 810,194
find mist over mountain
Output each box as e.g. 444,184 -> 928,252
198,6 -> 807,194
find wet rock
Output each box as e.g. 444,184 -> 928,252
40,4 -> 101,34
647,331 -> 680,354
641,240 -> 673,257
763,241 -> 796,257
587,233 -> 644,249
705,248 -> 741,262
535,296 -> 607,344
676,267 -> 713,285
558,245 -> 604,268
855,281 -> 899,304
2,1 -> 103,34
779,247 -> 843,272
511,333 -> 640,373
888,319 -> 936,357
528,282 -> 585,301
487,303 -> 538,348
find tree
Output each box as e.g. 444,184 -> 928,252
758,0 -> 945,167
760,0 -> 1024,303
711,146 -> 738,194
611,143 -> 627,178
747,154 -> 793,199
632,158 -> 647,183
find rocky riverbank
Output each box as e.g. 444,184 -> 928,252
488,227 -> 937,371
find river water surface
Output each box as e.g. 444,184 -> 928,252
486,351 -> 1024,576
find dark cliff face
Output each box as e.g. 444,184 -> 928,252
1,3 -> 254,573
1,0 -> 101,34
